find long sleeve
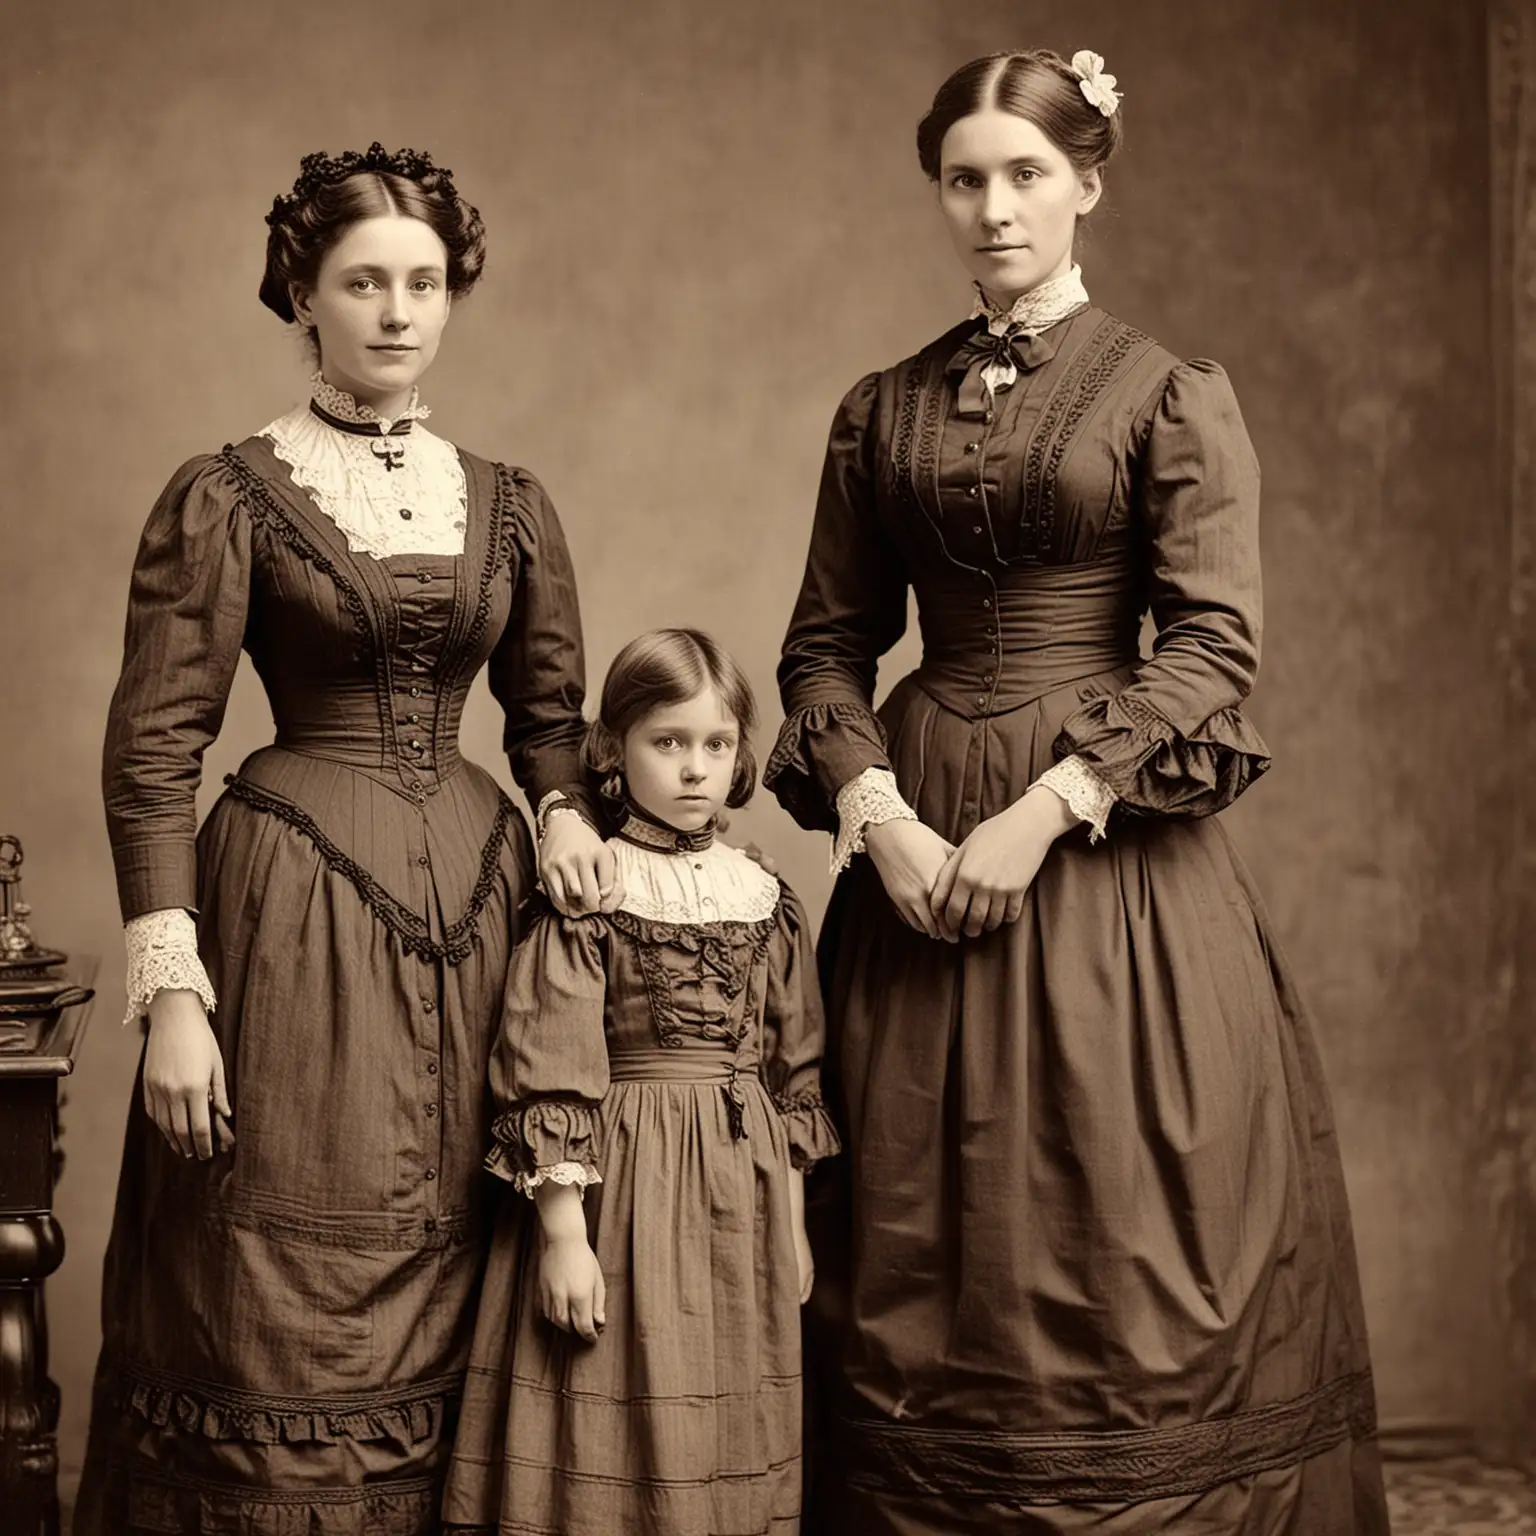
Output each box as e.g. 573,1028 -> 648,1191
488,470 -> 599,824
1054,360 -> 1272,817
761,887 -> 840,1171
765,374 -> 910,833
486,907 -> 611,1191
102,456 -> 253,921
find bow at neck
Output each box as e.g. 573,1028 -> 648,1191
947,265 -> 1090,419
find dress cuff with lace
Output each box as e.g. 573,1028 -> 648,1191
506,1161 -> 604,1199
535,789 -> 587,841
1031,754 -> 1116,842
831,766 -> 919,876
122,908 -> 217,1026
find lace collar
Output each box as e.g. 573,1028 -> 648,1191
970,264 -> 1090,337
617,807 -> 717,854
310,373 -> 432,436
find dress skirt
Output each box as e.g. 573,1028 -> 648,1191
803,669 -> 1384,1534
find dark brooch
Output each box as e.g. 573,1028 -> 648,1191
265,143 -> 457,229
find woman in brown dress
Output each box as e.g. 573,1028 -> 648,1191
765,51 -> 1390,1533
78,145 -> 615,1534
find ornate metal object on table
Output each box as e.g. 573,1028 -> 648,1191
0,835 -> 96,1536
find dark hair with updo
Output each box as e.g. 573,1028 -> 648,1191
259,169 -> 486,325
917,50 -> 1123,182
583,628 -> 760,811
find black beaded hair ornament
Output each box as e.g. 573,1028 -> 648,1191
264,142 -> 459,230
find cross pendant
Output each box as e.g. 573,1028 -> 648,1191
372,439 -> 406,472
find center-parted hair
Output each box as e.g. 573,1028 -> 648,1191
584,629 -> 760,810
258,163 -> 486,326
917,50 -> 1124,182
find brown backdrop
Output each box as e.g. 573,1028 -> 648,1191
0,0 -> 1514,1497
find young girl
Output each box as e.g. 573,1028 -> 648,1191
443,628 -> 838,1536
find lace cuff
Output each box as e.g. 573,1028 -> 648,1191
123,908 -> 217,1026
535,789 -> 587,841
831,766 -> 919,876
511,1161 -> 603,1198
1032,754 -> 1116,842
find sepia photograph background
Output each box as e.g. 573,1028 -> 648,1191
3,0 -> 1532,1507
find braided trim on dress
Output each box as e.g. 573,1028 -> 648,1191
607,905 -> 779,1048
111,1357 -> 463,1446
220,774 -> 515,964
844,1368 -> 1378,1506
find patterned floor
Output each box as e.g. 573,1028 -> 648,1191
1386,1460 -> 1536,1534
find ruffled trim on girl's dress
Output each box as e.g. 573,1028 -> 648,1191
1055,691 -> 1272,818
126,1469 -> 440,1536
487,1099 -> 597,1181
763,700 -> 891,833
773,1090 -> 842,1171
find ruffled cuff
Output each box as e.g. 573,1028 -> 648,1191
1055,692 -> 1272,818
535,789 -> 590,840
123,908 -> 217,1027
831,766 -> 919,875
774,1091 -> 842,1172
486,1099 -> 598,1183
763,701 -> 890,834
510,1160 -> 604,1199
1032,755 -> 1115,842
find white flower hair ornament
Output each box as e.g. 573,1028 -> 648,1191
1071,50 -> 1122,117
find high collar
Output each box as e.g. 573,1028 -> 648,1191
617,804 -> 718,854
309,372 -> 432,436
970,263 -> 1090,337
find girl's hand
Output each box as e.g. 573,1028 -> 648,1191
539,1234 -> 606,1343
864,820 -> 956,940
929,786 -> 1078,940
540,813 -> 622,917
143,990 -> 235,1160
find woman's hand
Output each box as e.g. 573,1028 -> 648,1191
929,786 -> 1078,941
788,1168 -> 814,1303
540,813 -> 622,917
143,990 -> 234,1160
539,1235 -> 606,1343
865,820 -> 956,940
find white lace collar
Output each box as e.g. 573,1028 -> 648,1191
310,372 -> 432,435
258,377 -> 467,560
970,264 -> 1090,337
612,836 -> 781,927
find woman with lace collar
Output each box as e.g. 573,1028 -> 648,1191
766,51 -> 1388,1533
79,146 -> 612,1535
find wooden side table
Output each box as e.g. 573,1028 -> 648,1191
0,992 -> 94,1536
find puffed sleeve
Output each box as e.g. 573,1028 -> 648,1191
765,373 -> 910,832
1054,360 -> 1272,817
760,885 -> 840,1171
487,469 -> 600,824
486,905 -> 611,1191
102,456 -> 252,921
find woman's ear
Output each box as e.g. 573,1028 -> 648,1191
1077,167 -> 1104,218
289,283 -> 314,327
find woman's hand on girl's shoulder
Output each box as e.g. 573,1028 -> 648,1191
540,813 -> 624,917
143,990 -> 235,1160
929,786 -> 1078,940
539,1233 -> 606,1344
865,820 -> 957,941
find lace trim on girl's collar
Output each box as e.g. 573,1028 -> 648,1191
310,372 -> 431,435
611,836 -> 781,926
970,264 -> 1090,337
617,809 -> 717,854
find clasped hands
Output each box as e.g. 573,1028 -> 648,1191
864,786 -> 1078,941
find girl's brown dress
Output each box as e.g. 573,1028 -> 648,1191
79,434 -> 591,1534
443,812 -> 840,1535
766,309 -> 1390,1533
